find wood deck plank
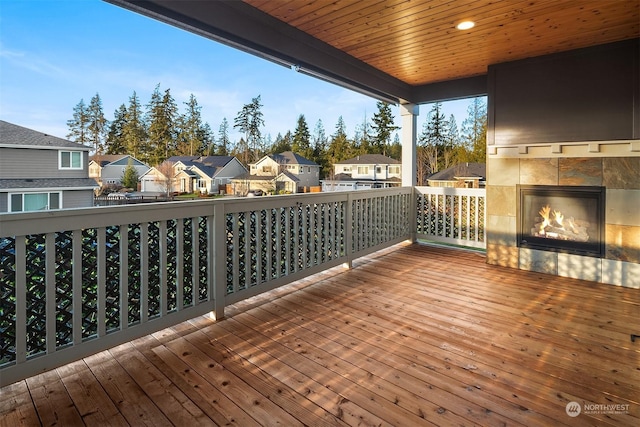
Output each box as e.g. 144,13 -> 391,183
56,359 -> 129,426
108,342 -> 217,427
1,243 -> 639,427
179,324 -> 350,427
0,382 -> 40,427
83,350 -> 174,427
25,369 -> 84,427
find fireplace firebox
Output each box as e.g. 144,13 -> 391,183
517,185 -> 605,258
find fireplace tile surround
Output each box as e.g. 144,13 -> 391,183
486,144 -> 640,288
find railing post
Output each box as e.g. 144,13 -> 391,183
409,187 -> 417,243
344,192 -> 353,269
212,202 -> 226,320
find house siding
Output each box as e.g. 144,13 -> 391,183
0,148 -> 89,179
62,190 -> 95,209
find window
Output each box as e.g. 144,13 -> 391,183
343,166 -> 351,172
10,192 -> 61,212
262,166 -> 272,173
357,166 -> 369,175
59,151 -> 82,169
197,179 -> 207,188
389,166 -> 400,174
376,166 -> 382,174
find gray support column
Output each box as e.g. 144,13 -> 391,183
400,103 -> 418,187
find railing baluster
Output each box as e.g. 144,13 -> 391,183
72,230 -> 82,345
119,225 -> 128,330
159,220 -> 168,317
192,218 -> 200,303
15,236 -> 26,365
96,227 -> 106,338
45,233 -> 56,354
140,224 -> 149,323
176,221 -> 184,312
256,210 -> 263,285
232,213 -> 240,293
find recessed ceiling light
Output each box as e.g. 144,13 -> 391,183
456,21 -> 475,30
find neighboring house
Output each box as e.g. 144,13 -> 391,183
231,151 -> 320,195
321,154 -> 401,192
89,154 -> 150,188
139,155 -> 247,194
0,120 -> 98,212
427,162 -> 486,188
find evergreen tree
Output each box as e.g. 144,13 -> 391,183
387,133 -> 402,160
106,104 -> 128,154
270,131 -> 292,153
87,93 -> 108,154
121,159 -> 139,189
215,118 -> 231,155
371,101 -> 399,155
442,114 -> 460,169
234,95 -> 264,165
312,120 -> 330,177
198,122 -> 213,156
123,92 -> 147,162
461,97 -> 487,163
327,116 -> 351,164
353,114 -> 372,154
176,93 -> 204,156
67,99 -> 90,145
292,114 -> 313,159
420,102 -> 449,173
146,85 -> 178,164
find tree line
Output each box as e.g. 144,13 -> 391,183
67,84 -> 486,179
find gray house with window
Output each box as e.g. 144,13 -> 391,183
0,120 -> 98,212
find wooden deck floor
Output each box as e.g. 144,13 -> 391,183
1,242 -> 639,426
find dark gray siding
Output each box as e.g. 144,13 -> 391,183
488,39 -> 639,145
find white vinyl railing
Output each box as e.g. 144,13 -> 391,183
415,186 -> 486,249
0,188 -> 412,386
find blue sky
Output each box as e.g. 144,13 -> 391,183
1,0 -> 475,145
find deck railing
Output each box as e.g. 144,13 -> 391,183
0,188 -> 413,386
415,186 -> 486,249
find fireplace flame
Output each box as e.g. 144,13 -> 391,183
535,204 -> 586,241
553,210 -> 563,226
538,205 -> 551,234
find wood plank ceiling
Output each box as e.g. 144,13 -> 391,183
243,0 -> 640,86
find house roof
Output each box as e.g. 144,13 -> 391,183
0,178 -> 99,191
268,151 -> 318,166
427,163 -> 486,181
275,170 -> 300,183
0,120 -> 92,151
89,154 -> 148,167
167,155 -> 236,168
166,155 -> 240,178
106,1 -> 639,104
336,154 -> 401,165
